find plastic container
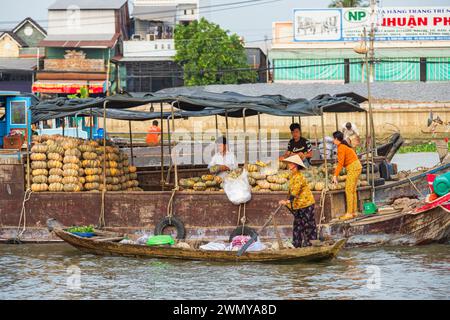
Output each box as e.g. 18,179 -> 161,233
71,232 -> 95,238
147,235 -> 175,246
433,171 -> 450,197
363,201 -> 378,215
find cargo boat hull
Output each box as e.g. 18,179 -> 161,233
1,162 -> 449,245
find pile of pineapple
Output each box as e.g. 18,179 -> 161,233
28,135 -> 142,192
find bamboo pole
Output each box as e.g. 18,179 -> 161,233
25,109 -> 30,190
100,100 -> 108,228
335,113 -> 339,131
225,110 -> 229,143
243,108 -> 248,165
128,120 -> 134,166
321,113 -> 329,189
365,111 -> 370,185
160,102 -> 164,190
298,116 -> 302,136
171,102 -> 178,188
257,112 -> 261,161
166,115 -> 172,185
89,109 -> 93,140
215,115 -> 219,138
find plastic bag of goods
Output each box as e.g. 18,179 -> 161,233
199,242 -> 227,251
223,170 -> 252,205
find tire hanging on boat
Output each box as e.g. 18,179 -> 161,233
154,217 -> 186,240
229,226 -> 258,243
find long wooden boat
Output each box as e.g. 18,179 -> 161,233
1,159 -> 449,244
53,229 -> 347,263
323,204 -> 450,246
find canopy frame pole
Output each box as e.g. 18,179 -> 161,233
321,113 -> 329,189
335,113 -> 339,131
257,112 -> 261,161
365,111 -> 370,186
25,109 -> 30,190
99,100 -> 108,228
243,108 -> 248,166
298,116 -> 302,136
62,117 -> 65,137
159,102 -> 164,190
215,115 -> 219,139
171,101 -> 179,189
165,115 -> 172,186
128,120 -> 134,166
291,116 -> 295,124
89,109 -> 93,140
75,113 -> 79,139
225,110 -> 229,143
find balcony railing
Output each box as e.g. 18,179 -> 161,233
124,39 -> 176,58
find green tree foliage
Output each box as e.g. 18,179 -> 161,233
174,18 -> 256,86
328,0 -> 368,7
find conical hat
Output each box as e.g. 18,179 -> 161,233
282,154 -> 306,168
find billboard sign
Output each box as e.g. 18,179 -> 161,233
294,7 -> 450,41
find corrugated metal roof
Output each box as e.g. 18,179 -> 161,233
43,34 -> 115,41
39,34 -> 119,48
165,82 -> 450,103
132,5 -> 177,22
49,0 -> 127,10
0,58 -> 37,71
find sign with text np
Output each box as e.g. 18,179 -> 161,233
293,7 -> 450,41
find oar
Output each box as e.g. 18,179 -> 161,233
237,205 -> 283,257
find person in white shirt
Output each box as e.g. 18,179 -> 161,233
208,136 -> 238,177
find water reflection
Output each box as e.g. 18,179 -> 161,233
0,244 -> 448,300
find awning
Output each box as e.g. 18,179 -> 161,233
32,81 -> 105,94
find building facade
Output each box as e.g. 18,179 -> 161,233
270,7 -> 450,83
118,0 -> 199,93
33,0 -> 131,97
0,18 -> 47,92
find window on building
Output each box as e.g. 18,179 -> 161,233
184,10 -> 187,15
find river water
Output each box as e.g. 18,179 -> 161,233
0,243 -> 449,300
0,152 -> 448,300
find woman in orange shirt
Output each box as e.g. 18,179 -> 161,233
332,131 -> 362,220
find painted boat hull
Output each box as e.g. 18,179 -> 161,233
1,162 -> 449,245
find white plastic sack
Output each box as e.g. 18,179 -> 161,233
246,241 -> 267,252
223,170 -> 252,205
200,242 -> 227,251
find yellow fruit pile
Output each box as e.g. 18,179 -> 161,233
29,135 -> 142,192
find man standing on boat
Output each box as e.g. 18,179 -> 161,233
208,136 -> 238,178
280,123 -> 313,165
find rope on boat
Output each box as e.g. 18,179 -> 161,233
98,189 -> 106,228
166,187 -> 179,223
317,187 -> 328,239
15,189 -> 33,241
406,176 -> 425,198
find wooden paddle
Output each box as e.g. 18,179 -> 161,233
237,205 -> 283,257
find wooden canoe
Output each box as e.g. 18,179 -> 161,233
54,229 -> 347,263
324,203 -> 450,246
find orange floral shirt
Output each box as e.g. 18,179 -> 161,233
287,171 -> 315,210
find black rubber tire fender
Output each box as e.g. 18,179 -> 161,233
229,226 -> 258,243
154,216 -> 186,240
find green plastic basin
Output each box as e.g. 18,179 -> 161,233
147,235 -> 175,246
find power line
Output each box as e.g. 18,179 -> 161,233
0,0 -> 282,26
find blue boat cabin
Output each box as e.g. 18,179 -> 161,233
0,91 -> 101,149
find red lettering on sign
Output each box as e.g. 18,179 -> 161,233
433,17 -> 443,25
